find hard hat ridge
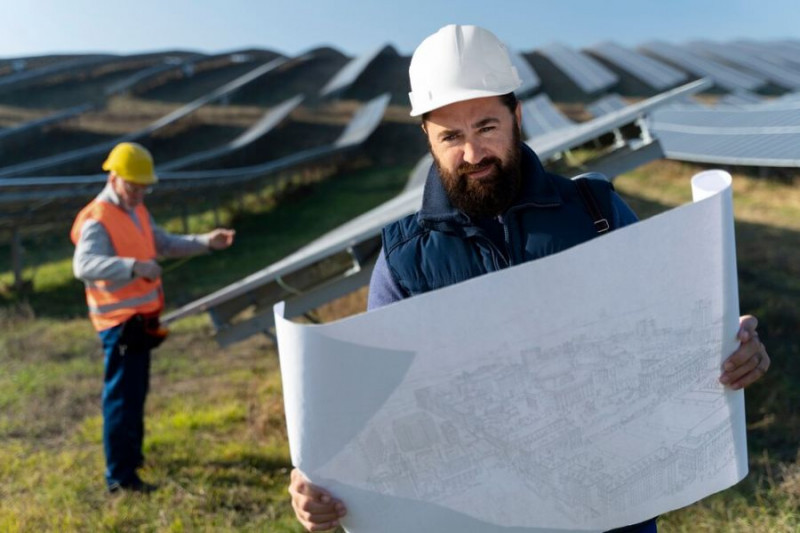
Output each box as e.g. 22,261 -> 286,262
408,24 -> 522,117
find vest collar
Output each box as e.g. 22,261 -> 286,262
417,143 -> 562,230
98,182 -> 126,209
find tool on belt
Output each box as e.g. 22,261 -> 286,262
119,312 -> 169,354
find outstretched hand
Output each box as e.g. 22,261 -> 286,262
206,228 -> 235,250
719,315 -> 770,390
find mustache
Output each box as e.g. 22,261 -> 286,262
458,157 -> 502,175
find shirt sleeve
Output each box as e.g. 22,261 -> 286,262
73,219 -> 136,282
611,191 -> 639,228
151,215 -> 211,258
367,248 -> 406,310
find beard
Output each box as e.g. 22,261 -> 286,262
433,124 -> 523,219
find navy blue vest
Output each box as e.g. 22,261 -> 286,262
382,144 -> 614,297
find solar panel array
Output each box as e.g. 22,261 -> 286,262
4,36 -> 800,316
688,40 -> 800,91
162,78 -> 712,342
650,103 -> 800,166
587,41 -> 688,91
640,40 -> 767,92
537,43 -> 619,94
0,93 -> 392,229
0,57 -> 288,178
158,94 -> 304,171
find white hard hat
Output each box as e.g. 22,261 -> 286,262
408,24 -> 522,117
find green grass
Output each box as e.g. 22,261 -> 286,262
1,159 -> 799,532
0,164 -> 408,532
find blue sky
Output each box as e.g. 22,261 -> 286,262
3,0 -> 798,59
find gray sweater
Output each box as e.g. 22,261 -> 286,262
73,183 -> 211,283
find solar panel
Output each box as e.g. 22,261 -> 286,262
587,41 -> 687,90
320,44 -> 388,96
586,94 -> 628,117
403,153 -> 432,191
520,94 -> 574,138
651,128 -> 800,167
537,43 -> 618,94
717,90 -> 763,107
334,93 -> 391,147
529,79 -> 711,160
0,93 -> 392,229
731,40 -> 800,71
640,41 -> 766,92
689,40 -> 800,91
509,51 -> 540,95
651,104 -> 800,166
0,55 -> 115,92
158,94 -> 305,171
0,103 -> 95,141
0,57 -> 288,178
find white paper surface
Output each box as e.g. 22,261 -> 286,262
275,170 -> 747,533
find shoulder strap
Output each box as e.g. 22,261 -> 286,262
572,173 -> 614,234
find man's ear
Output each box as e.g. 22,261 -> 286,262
420,122 -> 428,135
514,102 -> 522,134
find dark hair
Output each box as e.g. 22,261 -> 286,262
421,92 -> 519,124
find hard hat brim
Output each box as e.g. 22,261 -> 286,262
124,173 -> 159,185
409,85 -> 521,117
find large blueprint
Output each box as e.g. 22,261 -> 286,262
275,170 -> 748,532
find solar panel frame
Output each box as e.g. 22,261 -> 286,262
586,94 -> 628,118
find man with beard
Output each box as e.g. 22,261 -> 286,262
287,25 -> 770,533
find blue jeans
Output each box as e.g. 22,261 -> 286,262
99,323 -> 151,488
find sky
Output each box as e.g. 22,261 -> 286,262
2,0 -> 799,60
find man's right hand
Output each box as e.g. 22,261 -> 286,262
132,259 -> 162,281
289,468 -> 347,531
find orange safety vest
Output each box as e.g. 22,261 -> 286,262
70,200 -> 164,332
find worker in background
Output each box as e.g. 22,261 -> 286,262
287,25 -> 771,532
71,142 -> 235,493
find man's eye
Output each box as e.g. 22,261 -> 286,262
442,134 -> 459,142
480,126 -> 496,133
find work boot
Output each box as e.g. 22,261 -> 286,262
108,476 -> 158,495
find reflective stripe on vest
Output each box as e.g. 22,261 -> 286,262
71,199 -> 164,331
87,286 -> 162,315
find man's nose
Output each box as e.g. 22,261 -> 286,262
462,139 -> 486,164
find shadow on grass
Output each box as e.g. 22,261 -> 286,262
163,452 -> 292,489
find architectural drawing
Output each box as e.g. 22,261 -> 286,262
275,171 -> 747,532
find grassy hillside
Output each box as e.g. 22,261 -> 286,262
1,160 -> 799,532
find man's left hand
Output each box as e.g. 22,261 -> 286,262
719,315 -> 770,390
207,228 -> 236,250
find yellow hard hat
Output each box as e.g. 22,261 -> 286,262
102,142 -> 158,185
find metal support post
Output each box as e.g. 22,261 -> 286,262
11,227 -> 23,291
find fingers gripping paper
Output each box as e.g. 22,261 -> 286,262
275,171 -> 747,533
